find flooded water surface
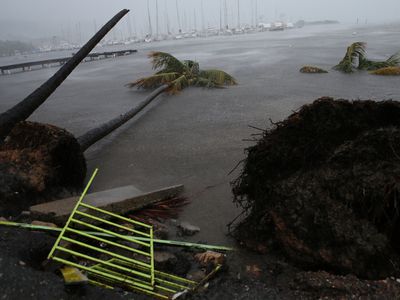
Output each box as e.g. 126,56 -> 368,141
1,24 -> 400,245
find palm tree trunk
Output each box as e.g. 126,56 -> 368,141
78,84 -> 169,151
0,9 -> 129,142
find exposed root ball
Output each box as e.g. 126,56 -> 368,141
0,121 -> 86,215
299,66 -> 328,73
370,66 -> 400,75
232,97 -> 400,279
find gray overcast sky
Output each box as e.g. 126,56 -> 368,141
1,0 -> 400,40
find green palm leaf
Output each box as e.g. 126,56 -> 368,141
149,51 -> 186,73
199,69 -> 238,86
168,75 -> 189,94
128,51 -> 237,94
359,51 -> 400,70
126,72 -> 180,89
334,42 -> 366,73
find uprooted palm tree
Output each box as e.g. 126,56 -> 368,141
0,10 -> 131,214
334,42 -> 400,73
0,9 -> 130,142
0,37 -> 237,215
79,52 -> 238,151
359,51 -> 400,71
333,42 -> 366,73
127,51 -> 237,94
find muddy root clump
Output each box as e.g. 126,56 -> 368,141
0,121 -> 86,215
299,66 -> 328,73
232,97 -> 400,279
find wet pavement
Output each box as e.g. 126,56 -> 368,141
1,23 -> 400,245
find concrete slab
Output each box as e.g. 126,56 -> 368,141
30,184 -> 184,224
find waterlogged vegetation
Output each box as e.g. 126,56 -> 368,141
334,42 -> 400,73
302,42 -> 400,75
127,51 -> 237,94
299,65 -> 328,73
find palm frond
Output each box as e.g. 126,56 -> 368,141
126,72 -> 180,89
334,42 -> 366,73
359,51 -> 400,70
194,77 -> 217,88
199,69 -> 238,87
128,51 -> 237,93
148,51 -> 186,73
167,74 -> 189,94
387,51 -> 400,65
129,196 -> 190,220
183,60 -> 200,75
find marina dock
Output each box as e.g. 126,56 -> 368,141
0,49 -> 137,75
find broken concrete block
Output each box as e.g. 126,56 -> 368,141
30,184 -> 184,224
178,221 -> 200,236
31,220 -> 58,228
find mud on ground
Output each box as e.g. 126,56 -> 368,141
1,225 -> 400,300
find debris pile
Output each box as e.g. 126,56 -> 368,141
232,97 -> 400,279
1,169 -> 230,299
303,42 -> 400,74
299,66 -> 328,73
370,66 -> 400,76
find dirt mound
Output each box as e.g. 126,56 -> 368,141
0,121 -> 86,215
232,97 -> 400,279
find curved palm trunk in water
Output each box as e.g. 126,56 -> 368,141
78,84 -> 169,151
0,9 -> 129,142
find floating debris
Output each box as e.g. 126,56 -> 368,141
45,169 -> 223,299
370,66 -> 400,75
299,66 -> 328,73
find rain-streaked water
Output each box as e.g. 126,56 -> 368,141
1,23 -> 400,245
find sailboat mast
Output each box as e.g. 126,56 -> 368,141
237,0 -> 240,28
126,15 -> 133,38
176,0 -> 181,32
156,0 -> 159,38
165,0 -> 170,34
147,0 -> 153,35
219,0 -> 222,31
224,0 -> 228,29
194,10 -> 197,31
201,0 -> 205,31
255,0 -> 258,25
132,14 -> 137,37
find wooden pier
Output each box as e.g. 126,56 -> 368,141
0,49 -> 137,75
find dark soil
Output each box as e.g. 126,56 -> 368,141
1,226 -> 399,300
0,121 -> 86,215
0,227 -> 145,300
232,97 -> 400,279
